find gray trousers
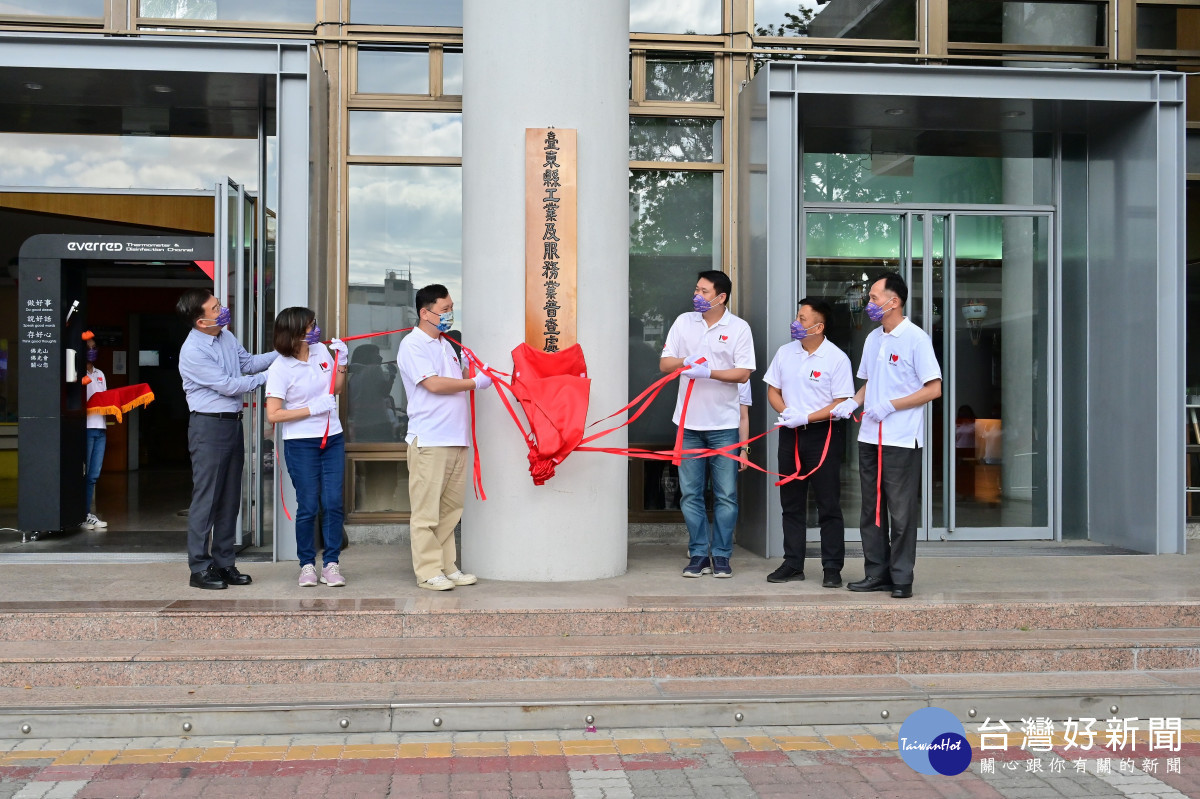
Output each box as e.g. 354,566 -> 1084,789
858,443 -> 921,586
186,413 -> 244,574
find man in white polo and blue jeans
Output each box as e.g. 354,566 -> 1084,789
660,270 -> 755,578
832,272 -> 942,598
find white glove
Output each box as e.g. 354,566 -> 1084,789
328,338 -> 348,361
681,360 -> 711,380
473,365 -> 493,391
830,398 -> 859,420
776,408 -> 805,428
308,394 -> 337,416
864,398 -> 896,423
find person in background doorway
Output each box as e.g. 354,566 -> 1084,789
177,289 -> 278,590
763,299 -> 854,588
397,284 -> 493,591
831,273 -> 942,599
82,337 -> 108,531
265,307 -> 349,588
660,270 -> 755,579
347,343 -> 396,442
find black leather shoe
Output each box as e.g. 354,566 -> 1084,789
189,568 -> 228,590
822,570 -> 842,588
766,563 -> 805,583
847,576 -> 894,592
891,584 -> 913,598
218,565 -> 252,586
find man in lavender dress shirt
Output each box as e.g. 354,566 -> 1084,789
177,289 -> 278,590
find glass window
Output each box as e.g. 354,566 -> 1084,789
1137,4 -> 1200,51
443,48 -> 464,95
645,55 -> 714,103
754,0 -> 822,36
350,0 -> 462,27
138,0 -> 314,23
786,0 -> 917,40
0,133 -> 257,190
349,112 -> 462,157
1189,129 -> 1200,175
347,164 -> 462,444
0,0 -> 103,17
630,0 -> 721,34
628,169 -> 721,450
803,133 -> 1054,206
357,47 -> 429,95
352,460 -> 411,513
948,1 -> 1105,46
630,117 -> 720,163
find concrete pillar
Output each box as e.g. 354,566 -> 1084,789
460,0 -> 630,580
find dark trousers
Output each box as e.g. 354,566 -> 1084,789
186,414 -> 244,574
778,421 -> 845,574
858,442 -> 921,586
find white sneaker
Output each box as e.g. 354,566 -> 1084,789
446,570 -> 477,586
419,574 -> 455,591
83,513 -> 107,530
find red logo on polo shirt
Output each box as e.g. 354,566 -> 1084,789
718,335 -> 728,342
809,370 -> 821,382
320,362 -> 329,370
890,354 -> 899,363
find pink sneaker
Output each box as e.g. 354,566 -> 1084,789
298,563 -> 318,587
320,562 -> 346,587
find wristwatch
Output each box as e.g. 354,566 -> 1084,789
741,445 -> 750,454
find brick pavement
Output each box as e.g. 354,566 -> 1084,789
1,724 -> 1198,798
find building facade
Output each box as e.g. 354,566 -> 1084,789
0,0 -> 1195,561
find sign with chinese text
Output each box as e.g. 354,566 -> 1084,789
525,128 -> 577,352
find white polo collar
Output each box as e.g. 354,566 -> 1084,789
884,317 -> 913,337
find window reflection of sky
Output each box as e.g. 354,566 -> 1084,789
0,133 -> 258,190
630,0 -> 721,34
348,112 -> 462,157
348,165 -> 462,327
0,0 -> 102,15
357,49 -> 428,95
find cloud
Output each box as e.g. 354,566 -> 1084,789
0,133 -> 257,190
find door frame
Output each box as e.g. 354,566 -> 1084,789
800,202 -> 1057,543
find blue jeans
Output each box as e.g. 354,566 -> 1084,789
283,433 -> 345,567
678,427 -> 739,559
85,428 -> 106,513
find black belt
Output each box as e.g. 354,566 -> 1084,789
191,411 -> 243,420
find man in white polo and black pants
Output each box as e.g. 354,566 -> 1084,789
832,272 -> 941,599
763,298 -> 854,588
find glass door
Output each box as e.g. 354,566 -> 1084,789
213,177 -> 265,549
803,208 -> 1053,542
934,213 -> 1052,539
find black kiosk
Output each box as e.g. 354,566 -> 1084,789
17,235 -> 215,535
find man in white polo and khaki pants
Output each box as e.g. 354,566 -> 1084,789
832,272 -> 942,599
396,284 -> 493,591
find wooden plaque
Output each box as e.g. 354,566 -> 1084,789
525,128 -> 577,352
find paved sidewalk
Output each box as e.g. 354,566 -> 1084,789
2,723 -> 1198,798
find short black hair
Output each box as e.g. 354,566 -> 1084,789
415,284 -> 450,312
873,272 -> 908,306
176,289 -> 214,327
696,270 -> 732,304
798,297 -> 834,326
273,306 -> 315,358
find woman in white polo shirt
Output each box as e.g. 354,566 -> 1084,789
265,307 -> 349,588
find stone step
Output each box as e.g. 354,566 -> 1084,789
3,597 -> 1198,641
1,627 -> 1198,688
3,670 -> 1199,739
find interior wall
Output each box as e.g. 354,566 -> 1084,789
1059,132 -> 1089,539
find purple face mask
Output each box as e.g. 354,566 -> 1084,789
693,294 -> 716,314
203,305 -> 232,328
85,347 -> 99,362
304,325 -> 322,345
790,320 -> 817,341
865,300 -> 888,322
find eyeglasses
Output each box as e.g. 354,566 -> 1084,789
307,318 -> 318,330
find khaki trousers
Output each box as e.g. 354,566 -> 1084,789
406,438 -> 467,582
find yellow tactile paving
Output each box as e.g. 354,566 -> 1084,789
2,728 -> 1197,766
